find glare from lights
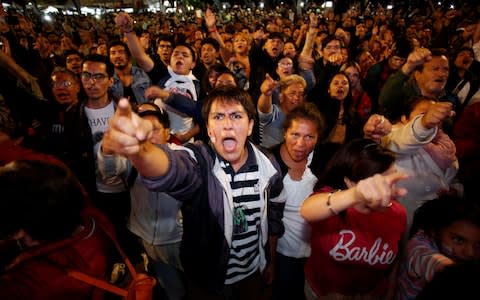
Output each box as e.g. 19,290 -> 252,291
300,2 -> 304,7
259,2 -> 264,9
449,4 -> 454,9
44,6 -> 59,14
387,4 -> 393,9
43,15 -> 52,22
325,1 -> 333,8
223,4 -> 226,10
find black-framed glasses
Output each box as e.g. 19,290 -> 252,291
81,72 -> 108,82
51,80 -> 74,88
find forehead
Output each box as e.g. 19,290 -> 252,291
66,54 -> 81,60
424,56 -> 449,68
52,72 -> 76,82
201,43 -> 216,50
217,73 -> 235,81
209,99 -> 246,114
286,118 -> 318,133
110,44 -> 126,51
269,37 -> 284,43
82,61 -> 107,71
173,46 -> 193,56
331,74 -> 348,81
285,82 -> 305,90
345,66 -> 359,73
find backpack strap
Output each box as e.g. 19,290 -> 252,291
65,221 -> 140,298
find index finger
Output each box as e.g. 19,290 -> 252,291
384,171 -> 409,185
116,98 -> 132,119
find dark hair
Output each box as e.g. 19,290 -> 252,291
174,42 -> 196,63
283,102 -> 325,138
0,160 -> 84,241
410,193 -> 480,239
202,63 -> 231,92
157,34 -> 175,48
201,86 -> 256,124
321,35 -> 344,49
415,48 -> 449,72
81,54 -> 115,78
64,49 -> 82,59
315,138 -> 396,190
107,40 -> 131,58
51,66 -> 80,85
137,103 -> 170,129
201,37 -> 220,52
402,95 -> 437,119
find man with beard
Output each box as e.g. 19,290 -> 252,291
108,40 -> 151,105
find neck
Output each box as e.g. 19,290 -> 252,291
86,96 -> 111,109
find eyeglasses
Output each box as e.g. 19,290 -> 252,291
279,62 -> 293,68
325,45 -> 341,50
51,80 -> 74,88
81,72 -> 108,82
66,57 -> 82,63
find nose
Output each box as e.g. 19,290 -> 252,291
222,116 -> 233,128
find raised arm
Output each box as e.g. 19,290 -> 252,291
204,8 -> 230,62
257,74 -> 278,114
115,12 -> 154,72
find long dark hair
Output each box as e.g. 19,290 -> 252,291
314,138 -> 396,191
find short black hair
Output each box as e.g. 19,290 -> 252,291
108,40 -> 131,58
174,42 -> 197,62
201,37 -> 220,52
137,103 -> 170,129
0,160 -> 84,241
81,54 -> 115,78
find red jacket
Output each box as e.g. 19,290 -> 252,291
0,207 -> 114,300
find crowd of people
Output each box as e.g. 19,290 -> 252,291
1,1 -> 480,299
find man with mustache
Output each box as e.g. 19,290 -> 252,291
379,47 -> 457,123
